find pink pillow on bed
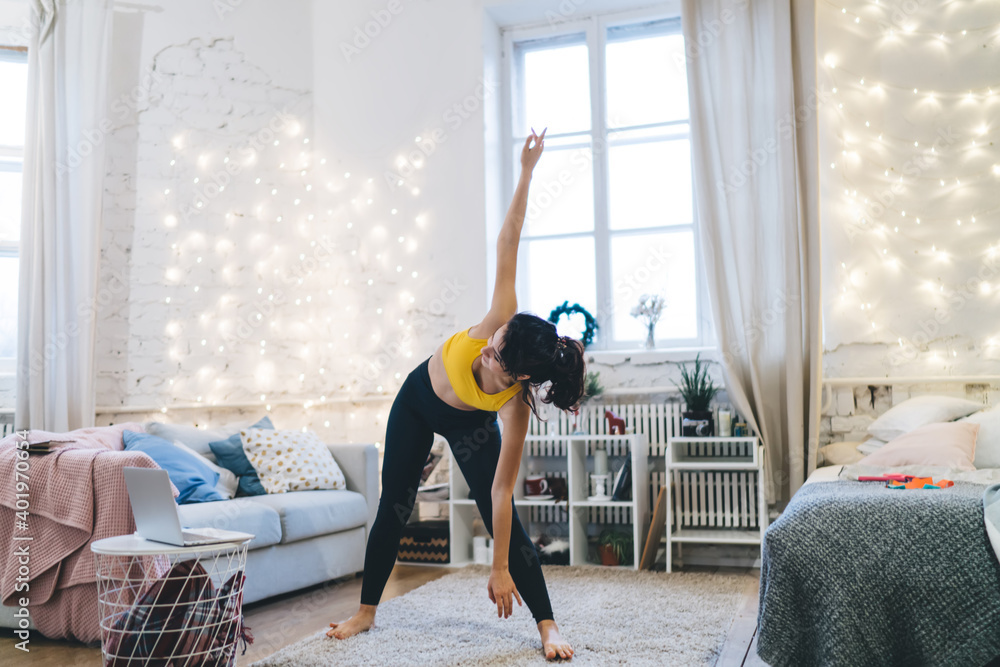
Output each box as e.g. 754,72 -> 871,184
857,421 -> 980,470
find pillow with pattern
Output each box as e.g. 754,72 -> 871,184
240,428 -> 346,493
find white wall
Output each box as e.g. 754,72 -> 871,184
818,0 -> 1000,379
97,0 -> 320,411
94,0 -> 499,442
815,0 -> 1000,443
311,0 -> 494,369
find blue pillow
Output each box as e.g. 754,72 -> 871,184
208,416 -> 274,496
122,431 -> 224,504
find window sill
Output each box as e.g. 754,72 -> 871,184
584,347 -> 717,364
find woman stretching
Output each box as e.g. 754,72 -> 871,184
327,128 -> 582,661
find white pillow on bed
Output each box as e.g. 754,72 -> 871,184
818,441 -> 866,466
867,395 -> 982,441
856,438 -> 887,456
858,422 -> 979,471
961,406 -> 1000,469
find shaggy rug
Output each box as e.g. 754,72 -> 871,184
251,564 -> 747,666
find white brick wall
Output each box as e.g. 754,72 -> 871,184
100,37 -> 328,407
89,34 -> 460,443
820,382 -> 992,446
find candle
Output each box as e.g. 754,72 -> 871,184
595,446 -> 609,476
719,410 -> 732,437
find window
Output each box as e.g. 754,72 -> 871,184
502,11 -> 711,349
0,47 -> 27,369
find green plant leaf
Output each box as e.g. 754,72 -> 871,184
674,352 -> 719,411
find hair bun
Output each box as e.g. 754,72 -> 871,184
500,313 -> 588,415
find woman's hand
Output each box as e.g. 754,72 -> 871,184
520,127 -> 546,174
487,567 -> 523,619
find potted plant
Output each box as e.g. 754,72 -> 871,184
583,371 -> 603,404
597,528 -> 633,566
675,353 -> 718,437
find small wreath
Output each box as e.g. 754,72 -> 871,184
548,301 -> 598,348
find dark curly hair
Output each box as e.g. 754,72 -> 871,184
498,312 -> 586,417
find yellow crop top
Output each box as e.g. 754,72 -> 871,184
441,327 -> 522,412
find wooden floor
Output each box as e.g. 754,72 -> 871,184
712,568 -> 768,667
0,563 -> 767,666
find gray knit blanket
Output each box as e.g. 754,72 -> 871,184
757,480 -> 1000,667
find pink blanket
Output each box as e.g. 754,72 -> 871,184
0,422 -> 157,642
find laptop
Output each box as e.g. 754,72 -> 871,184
123,467 -> 254,547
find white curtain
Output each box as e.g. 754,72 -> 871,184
16,0 -> 114,431
682,0 -> 822,502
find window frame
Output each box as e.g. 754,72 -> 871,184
0,46 -> 27,373
499,6 -> 713,352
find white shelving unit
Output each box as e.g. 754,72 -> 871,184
444,433 -> 649,569
664,435 -> 767,572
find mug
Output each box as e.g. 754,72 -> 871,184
524,475 -> 549,496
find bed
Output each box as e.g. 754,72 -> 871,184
756,462 -> 1000,666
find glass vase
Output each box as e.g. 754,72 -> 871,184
644,322 -> 656,350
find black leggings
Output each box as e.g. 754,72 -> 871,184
359,357 -> 554,623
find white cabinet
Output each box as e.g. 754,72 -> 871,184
664,436 -> 767,572
445,433 -> 649,569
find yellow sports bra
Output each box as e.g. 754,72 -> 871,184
441,327 -> 522,412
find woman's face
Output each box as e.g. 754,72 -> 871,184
481,324 -> 509,376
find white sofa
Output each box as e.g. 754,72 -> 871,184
0,441 -> 378,632
179,441 -> 379,604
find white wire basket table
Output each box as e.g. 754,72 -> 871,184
91,535 -> 252,667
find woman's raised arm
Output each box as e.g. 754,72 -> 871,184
470,128 -> 545,339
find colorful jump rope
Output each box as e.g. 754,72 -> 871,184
857,473 -> 954,490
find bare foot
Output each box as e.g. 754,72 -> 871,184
538,619 -> 574,660
326,605 -> 376,640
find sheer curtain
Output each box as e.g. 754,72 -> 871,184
681,0 -> 822,502
16,0 -> 114,431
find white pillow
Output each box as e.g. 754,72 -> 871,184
867,395 -> 982,441
241,428 -> 346,494
856,438 -> 887,456
858,422 -> 979,471
818,441 -> 865,467
171,440 -> 240,500
962,406 -> 1000,469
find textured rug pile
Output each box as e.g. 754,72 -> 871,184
251,564 -> 747,666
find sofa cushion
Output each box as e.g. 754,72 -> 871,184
248,490 -> 369,544
177,498 -> 283,549
241,428 -> 347,493
123,430 -> 223,504
171,440 -> 239,500
209,415 -> 274,496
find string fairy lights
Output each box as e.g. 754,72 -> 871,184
820,0 -> 1000,367
153,100 -> 438,421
